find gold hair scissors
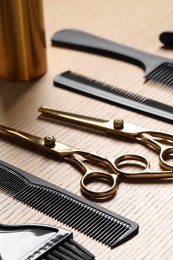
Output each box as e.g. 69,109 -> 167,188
0,122 -> 172,201
39,106 -> 173,171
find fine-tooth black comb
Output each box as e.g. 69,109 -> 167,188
53,70 -> 173,123
0,160 -> 139,249
0,223 -> 94,260
51,29 -> 173,86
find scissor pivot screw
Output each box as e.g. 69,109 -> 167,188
113,119 -> 124,129
44,136 -> 56,147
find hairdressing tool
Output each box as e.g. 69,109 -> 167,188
52,29 -> 173,86
0,223 -> 94,260
159,31 -> 173,46
53,70 -> 173,123
0,120 -> 173,202
0,160 -> 138,248
39,106 -> 173,172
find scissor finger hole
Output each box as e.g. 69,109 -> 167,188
114,154 -> 149,174
160,148 -> 173,170
81,172 -> 117,197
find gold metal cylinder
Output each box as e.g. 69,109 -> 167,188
0,0 -> 47,81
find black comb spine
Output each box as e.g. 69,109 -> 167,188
0,160 -> 139,248
53,71 -> 173,123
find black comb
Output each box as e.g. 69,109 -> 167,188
53,70 -> 173,123
159,31 -> 173,47
0,223 -> 95,260
51,29 -> 173,86
0,160 -> 139,249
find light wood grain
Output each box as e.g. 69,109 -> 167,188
0,0 -> 173,259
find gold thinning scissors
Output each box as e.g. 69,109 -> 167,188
39,106 -> 173,172
0,122 -> 173,201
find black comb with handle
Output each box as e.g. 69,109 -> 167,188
0,223 -> 95,260
54,70 -> 173,123
52,29 -> 173,86
0,160 -> 139,249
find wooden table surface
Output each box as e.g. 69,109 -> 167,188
0,0 -> 173,259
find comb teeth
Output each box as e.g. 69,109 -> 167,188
60,71 -> 147,102
0,161 -> 138,249
54,71 -> 173,123
146,63 -> 173,85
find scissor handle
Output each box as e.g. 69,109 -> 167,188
113,154 -> 151,178
80,154 -> 150,200
80,170 -> 118,201
159,147 -> 173,170
113,153 -> 173,178
138,130 -> 173,171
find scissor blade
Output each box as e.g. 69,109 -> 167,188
39,106 -> 114,131
0,124 -> 77,157
0,124 -> 43,145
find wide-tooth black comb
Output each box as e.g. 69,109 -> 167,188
0,160 -> 139,249
51,29 -> 173,86
53,70 -> 173,123
0,223 -> 94,260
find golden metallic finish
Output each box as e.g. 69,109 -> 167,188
44,136 -> 56,147
39,106 -> 173,171
0,0 -> 47,81
0,122 -> 173,201
113,119 -> 124,129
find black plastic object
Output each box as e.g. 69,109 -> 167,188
51,29 -> 173,86
159,31 -> 173,46
0,223 -> 95,260
0,160 -> 139,249
53,70 -> 173,123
